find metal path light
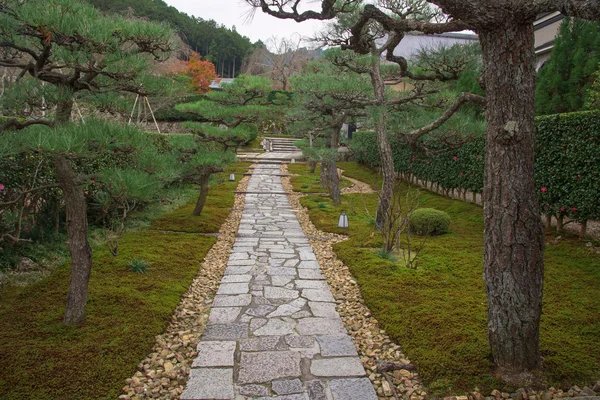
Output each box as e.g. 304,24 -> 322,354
229,173 -> 235,181
338,212 -> 349,228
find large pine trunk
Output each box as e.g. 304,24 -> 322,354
55,96 -> 94,325
479,22 -> 544,371
320,161 -> 330,189
56,97 -> 74,124
327,121 -> 342,206
193,173 -> 211,216
374,116 -> 394,230
55,155 -> 93,325
370,54 -> 395,231
327,160 -> 341,206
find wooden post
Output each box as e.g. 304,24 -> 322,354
145,96 -> 161,134
557,215 -> 564,233
128,95 -> 139,125
580,220 -> 588,239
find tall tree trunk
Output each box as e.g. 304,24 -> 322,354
56,98 -> 74,125
55,94 -> 93,325
55,155 -> 92,325
327,160 -> 341,206
320,161 -> 330,189
480,23 -> 544,372
327,120 -> 343,206
370,52 -> 395,231
193,173 -> 211,216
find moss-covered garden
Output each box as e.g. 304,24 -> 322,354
291,161 -> 600,396
0,165 -> 249,399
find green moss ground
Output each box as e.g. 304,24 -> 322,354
297,162 -> 600,396
150,163 -> 251,233
0,162 -> 250,399
288,163 -> 352,194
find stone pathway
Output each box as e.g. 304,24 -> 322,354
181,163 -> 377,400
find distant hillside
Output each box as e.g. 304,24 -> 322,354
88,0 -> 254,78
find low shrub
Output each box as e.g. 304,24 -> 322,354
409,208 -> 451,235
128,258 -> 150,274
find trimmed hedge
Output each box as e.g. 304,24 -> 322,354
351,110 -> 600,222
409,208 -> 451,235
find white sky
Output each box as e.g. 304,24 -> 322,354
164,0 -> 327,45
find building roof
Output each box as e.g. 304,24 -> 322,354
209,78 -> 234,90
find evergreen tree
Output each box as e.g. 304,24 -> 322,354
0,0 -> 177,325
536,18 -> 600,115
176,75 -> 289,215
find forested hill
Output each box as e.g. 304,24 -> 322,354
87,0 -> 254,78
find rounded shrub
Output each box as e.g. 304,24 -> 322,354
409,208 -> 451,235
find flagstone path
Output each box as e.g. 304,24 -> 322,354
181,163 -> 377,400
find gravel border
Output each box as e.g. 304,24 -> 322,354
119,173 -> 251,400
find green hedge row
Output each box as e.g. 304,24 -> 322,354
351,110 -> 600,222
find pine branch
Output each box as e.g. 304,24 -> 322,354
0,118 -> 55,132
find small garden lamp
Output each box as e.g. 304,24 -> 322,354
229,173 -> 235,181
291,158 -> 296,164
338,212 -> 349,228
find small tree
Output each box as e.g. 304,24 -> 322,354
289,60 -> 371,205
0,0 -> 175,325
170,135 -> 235,216
186,52 -> 218,94
242,35 -> 315,90
4,121 -> 177,322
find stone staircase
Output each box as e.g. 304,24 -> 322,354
262,137 -> 301,153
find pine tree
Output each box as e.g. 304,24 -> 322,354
0,0 -> 176,325
536,18 -> 600,115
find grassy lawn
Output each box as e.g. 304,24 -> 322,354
288,163 -> 352,194
298,162 -> 600,396
0,162 -> 250,400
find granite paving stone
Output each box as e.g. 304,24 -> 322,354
272,379 -> 304,395
180,368 -> 234,400
301,288 -> 335,303
217,282 -> 249,295
305,380 -> 328,400
193,341 -> 236,367
329,378 -> 378,400
253,318 -> 295,336
181,163 -> 374,399
238,351 -> 301,384
316,335 -> 359,357
310,357 -> 366,377
208,307 -> 242,325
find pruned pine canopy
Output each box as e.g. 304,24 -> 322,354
0,0 -> 176,118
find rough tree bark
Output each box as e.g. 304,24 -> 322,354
309,160 -> 317,174
193,173 -> 211,216
370,53 -> 395,231
479,22 -> 544,371
55,154 -> 93,325
327,119 -> 343,206
56,97 -> 74,125
320,161 -> 330,190
54,96 -> 94,325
